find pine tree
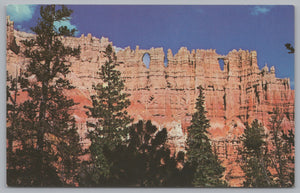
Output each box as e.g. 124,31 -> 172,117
185,86 -> 226,187
7,5 -> 82,186
117,120 -> 184,187
6,72 -> 20,157
6,71 -> 24,186
238,120 -> 273,187
84,44 -> 132,185
285,43 -> 294,54
268,108 -> 294,187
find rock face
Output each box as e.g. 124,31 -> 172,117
6,17 -> 294,187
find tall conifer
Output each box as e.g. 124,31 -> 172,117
122,120 -> 183,187
268,108 -> 294,187
84,44 -> 132,185
186,86 -> 226,187
7,5 -> 82,186
238,120 -> 273,187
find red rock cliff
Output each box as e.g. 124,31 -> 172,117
6,17 -> 294,187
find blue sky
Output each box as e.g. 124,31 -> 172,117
6,5 -> 294,89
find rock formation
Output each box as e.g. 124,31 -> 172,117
6,17 -> 294,187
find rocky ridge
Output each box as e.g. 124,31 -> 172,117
6,16 -> 294,186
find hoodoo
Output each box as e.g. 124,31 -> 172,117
6,16 -> 294,186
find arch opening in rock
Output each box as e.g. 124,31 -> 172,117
164,56 -> 168,67
218,58 -> 225,71
142,53 -> 150,68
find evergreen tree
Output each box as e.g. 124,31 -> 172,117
285,43 -> 294,54
238,120 -> 273,187
6,71 -> 24,186
268,108 -> 294,187
117,120 -> 184,187
7,5 -> 82,186
6,72 -> 20,158
185,86 -> 226,187
80,120 -> 184,187
84,44 -> 132,185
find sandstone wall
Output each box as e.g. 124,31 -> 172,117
116,45 -> 294,137
6,17 -> 294,186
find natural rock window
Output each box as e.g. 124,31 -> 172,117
164,56 -> 168,67
218,58 -> 225,71
142,53 -> 150,68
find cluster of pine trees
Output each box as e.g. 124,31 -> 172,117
6,5 -> 294,187
238,109 -> 295,187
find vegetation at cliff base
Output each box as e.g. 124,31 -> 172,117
185,86 -> 227,187
238,109 -> 295,187
6,5 -> 295,188
238,120 -> 273,187
82,44 -> 132,185
7,5 -> 82,187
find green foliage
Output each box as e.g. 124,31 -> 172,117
285,43 -> 294,54
185,86 -> 226,187
238,108 -> 295,188
6,72 -> 30,186
7,5 -> 82,187
80,116 -> 187,187
238,120 -> 273,187
6,72 -> 21,156
84,44 -> 132,185
268,108 -> 294,187
242,120 -> 265,153
86,120 -> 185,187
121,120 -> 185,187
